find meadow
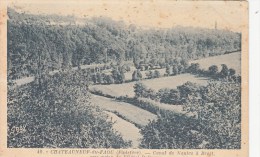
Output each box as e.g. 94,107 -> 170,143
90,73 -> 209,98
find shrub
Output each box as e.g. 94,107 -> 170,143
8,71 -> 131,148
140,113 -> 207,149
133,82 -> 156,99
158,88 -> 181,105
153,70 -> 160,78
208,65 -> 218,77
132,70 -> 142,81
140,81 -> 241,149
145,70 -> 154,79
183,81 -> 241,149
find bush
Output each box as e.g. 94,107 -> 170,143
140,113 -> 207,149
8,71 -> 131,148
132,70 -> 142,81
145,70 -> 154,79
183,81 -> 241,149
153,70 -> 160,78
133,82 -> 156,99
140,81 -> 241,149
158,88 -> 181,105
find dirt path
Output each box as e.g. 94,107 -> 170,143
104,111 -> 142,148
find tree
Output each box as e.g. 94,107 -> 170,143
180,59 -> 189,71
188,63 -> 200,74
165,64 -> 171,76
157,88 -> 171,104
208,65 -> 218,77
137,69 -> 143,80
96,73 -> 104,84
8,10 -> 241,81
132,70 -> 138,81
220,64 -> 229,78
229,68 -> 236,76
154,70 -> 160,78
146,70 -> 153,79
112,69 -> 120,83
140,113 -> 206,149
106,75 -> 114,84
92,73 -> 97,84
172,65 -> 179,76
118,70 -> 125,83
177,82 -> 201,103
133,82 -> 147,98
158,59 -> 166,69
183,81 -> 241,149
8,71 -> 131,148
169,89 -> 181,104
177,64 -> 184,74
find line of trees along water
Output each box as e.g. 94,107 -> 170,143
8,8 -> 241,80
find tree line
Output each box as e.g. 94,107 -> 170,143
8,8 -> 241,79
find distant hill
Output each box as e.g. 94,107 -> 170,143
7,8 -> 241,79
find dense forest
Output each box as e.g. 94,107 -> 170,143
7,8 -> 241,79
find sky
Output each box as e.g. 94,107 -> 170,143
8,0 -> 248,32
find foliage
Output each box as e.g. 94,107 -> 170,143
165,65 -> 171,76
133,82 -> 156,99
153,70 -> 160,78
111,68 -> 125,84
146,70 -> 154,79
208,65 -> 218,77
183,81 -> 241,149
140,113 -> 207,149
140,81 -> 241,149
132,70 -> 142,81
7,71 -> 131,148
219,64 -> 229,78
157,88 -> 181,105
188,63 -> 200,74
8,8 -> 241,79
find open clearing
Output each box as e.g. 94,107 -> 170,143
190,52 -> 241,74
90,73 -> 209,98
90,94 -> 157,127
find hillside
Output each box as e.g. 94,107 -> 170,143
90,73 -> 209,98
8,8 -> 241,80
190,51 -> 241,74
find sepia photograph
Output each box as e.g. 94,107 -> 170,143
0,0 -> 249,156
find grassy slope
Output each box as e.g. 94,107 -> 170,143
90,73 -> 209,98
104,111 -> 142,148
190,52 -> 241,74
90,94 -> 157,127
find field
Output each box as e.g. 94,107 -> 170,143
104,111 -> 142,148
90,94 -> 157,127
190,52 -> 241,74
90,73 -> 209,98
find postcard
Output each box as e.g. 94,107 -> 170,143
0,0 -> 248,157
